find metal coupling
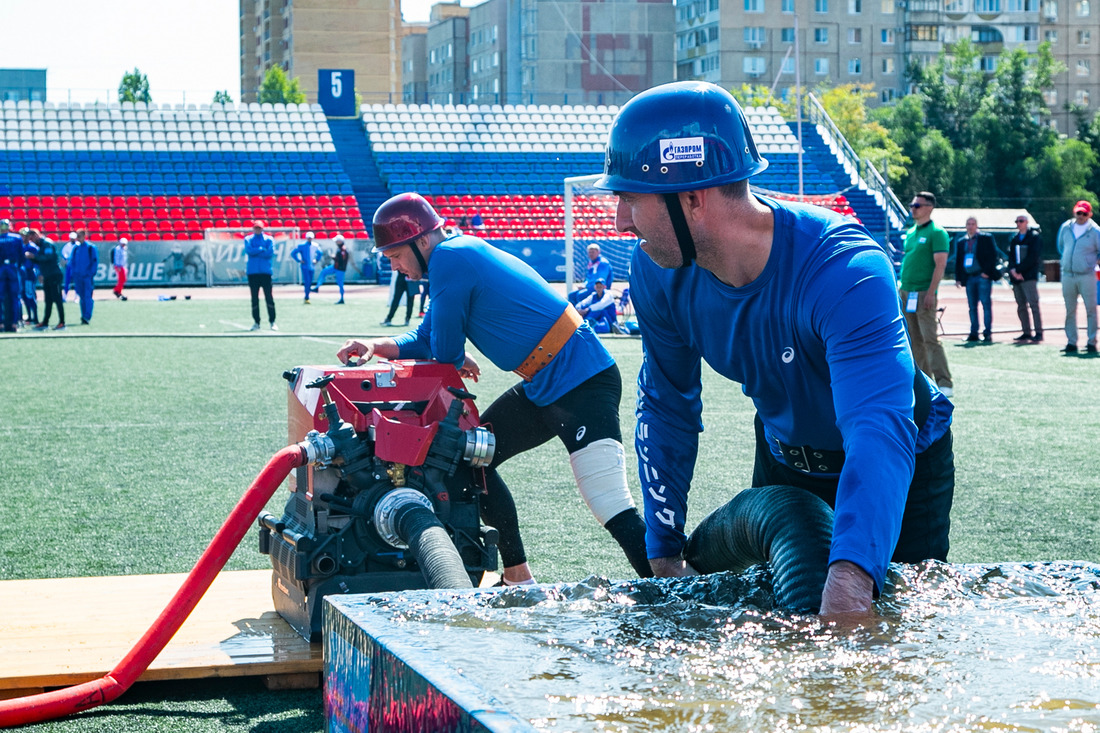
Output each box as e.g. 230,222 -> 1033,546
463,427 -> 496,468
299,430 -> 336,467
373,488 -> 434,549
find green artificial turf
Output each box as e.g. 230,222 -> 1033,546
1,293 -> 1098,731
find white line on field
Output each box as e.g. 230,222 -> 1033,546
301,336 -> 344,345
219,319 -> 253,330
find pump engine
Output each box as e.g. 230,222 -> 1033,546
259,360 -> 499,640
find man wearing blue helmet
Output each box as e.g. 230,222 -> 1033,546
336,193 -> 652,585
595,81 -> 955,616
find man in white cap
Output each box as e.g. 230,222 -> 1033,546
111,237 -> 129,301
313,233 -> 349,304
291,231 -> 322,303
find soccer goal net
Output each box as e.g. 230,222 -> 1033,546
203,226 -> 301,286
563,174 -> 635,291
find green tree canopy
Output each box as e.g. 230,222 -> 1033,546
118,68 -> 151,104
258,66 -> 305,105
212,90 -> 233,104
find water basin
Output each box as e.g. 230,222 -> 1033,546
325,561 -> 1100,732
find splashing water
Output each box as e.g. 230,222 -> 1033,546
335,561 -> 1100,732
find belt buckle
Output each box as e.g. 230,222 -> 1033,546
785,444 -> 813,473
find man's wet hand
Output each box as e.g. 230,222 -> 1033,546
819,560 -> 874,619
650,556 -> 699,578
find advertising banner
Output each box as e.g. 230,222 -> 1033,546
85,238 -> 378,287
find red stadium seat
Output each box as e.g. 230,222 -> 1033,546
190,232 -> 203,240
158,220 -> 172,232
166,196 -> 181,207
181,196 -> 196,208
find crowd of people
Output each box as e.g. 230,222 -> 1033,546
899,192 -> 1100,394
0,222 -> 106,332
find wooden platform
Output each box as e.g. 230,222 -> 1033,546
0,569 -> 321,700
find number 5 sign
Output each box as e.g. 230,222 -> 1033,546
318,69 -> 355,117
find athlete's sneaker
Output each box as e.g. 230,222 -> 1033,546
33,323 -> 48,331
939,385 -> 954,398
1013,333 -> 1032,342
303,299 -> 311,304
52,323 -> 66,330
80,318 -> 89,325
380,320 -> 392,326
249,322 -> 261,331
1088,344 -> 1099,355
270,323 -> 279,331
335,299 -> 345,305
120,295 -> 128,301
1062,344 -> 1078,354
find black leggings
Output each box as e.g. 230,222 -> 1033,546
41,276 -> 64,326
385,272 -> 419,322
478,365 -> 625,568
750,414 -> 954,568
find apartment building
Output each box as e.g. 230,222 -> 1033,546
240,0 -> 406,104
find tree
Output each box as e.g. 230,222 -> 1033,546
258,66 -> 305,105
817,84 -> 910,185
212,90 -> 233,104
118,68 -> 151,104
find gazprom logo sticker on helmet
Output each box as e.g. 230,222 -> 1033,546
660,137 -> 705,164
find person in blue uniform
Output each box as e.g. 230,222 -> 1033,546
25,229 -> 65,329
313,234 -> 349,304
594,81 -> 955,617
245,220 -> 277,330
568,243 -> 613,305
0,219 -> 23,332
291,231 -> 322,303
67,229 -> 98,325
337,193 -> 652,584
19,228 -> 39,325
575,277 -> 617,333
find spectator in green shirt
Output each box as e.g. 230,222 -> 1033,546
899,191 -> 953,397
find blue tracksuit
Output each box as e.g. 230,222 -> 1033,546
569,255 -> 614,305
630,196 -> 953,591
291,241 -> 322,299
244,233 -> 275,275
392,233 -> 613,406
0,233 -> 23,331
68,241 -> 99,323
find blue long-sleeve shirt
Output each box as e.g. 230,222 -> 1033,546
0,233 -> 22,270
393,233 -> 614,406
584,256 -> 613,290
630,196 -> 953,591
244,233 -> 275,275
291,241 -> 321,269
67,241 -> 98,280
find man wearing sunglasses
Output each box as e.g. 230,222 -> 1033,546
1056,201 -> 1100,354
1007,215 -> 1043,344
899,192 -> 953,395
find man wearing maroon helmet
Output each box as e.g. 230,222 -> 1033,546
337,193 -> 651,584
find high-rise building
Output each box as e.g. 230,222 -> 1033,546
408,0 -> 675,106
674,0 -> 1096,134
240,0 -> 407,104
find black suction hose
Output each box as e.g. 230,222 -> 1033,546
393,502 -> 474,590
684,485 -> 834,612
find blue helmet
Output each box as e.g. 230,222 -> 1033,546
595,81 -> 768,193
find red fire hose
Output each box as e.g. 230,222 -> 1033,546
0,444 -> 307,728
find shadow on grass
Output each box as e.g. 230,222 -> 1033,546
42,677 -> 324,733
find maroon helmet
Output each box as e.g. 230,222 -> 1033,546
372,193 -> 445,253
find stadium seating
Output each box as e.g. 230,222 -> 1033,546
0,99 -> 368,239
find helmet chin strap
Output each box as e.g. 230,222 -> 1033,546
663,193 -> 696,268
409,239 -> 429,277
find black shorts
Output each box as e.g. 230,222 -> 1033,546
751,413 -> 954,565
480,364 -> 624,468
